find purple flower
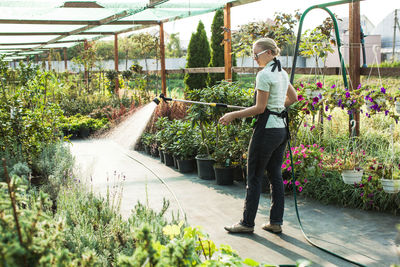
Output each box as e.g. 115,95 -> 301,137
360,192 -> 364,197
312,97 -> 319,103
345,92 -> 351,98
331,84 -> 336,88
317,82 -> 323,88
300,83 -> 304,88
357,84 -> 362,89
368,176 -> 372,182
381,87 -> 386,94
385,110 -> 389,116
337,99 -> 342,106
325,105 -> 329,112
298,95 -> 304,101
368,193 -> 374,198
327,115 -> 332,121
310,125 -> 315,131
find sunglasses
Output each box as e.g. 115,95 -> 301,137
252,49 -> 269,60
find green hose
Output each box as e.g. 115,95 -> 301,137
288,1 -> 365,266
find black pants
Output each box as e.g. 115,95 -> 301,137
241,127 -> 288,227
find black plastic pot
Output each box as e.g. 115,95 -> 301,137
233,166 -> 244,181
164,152 -> 174,166
79,127 -> 90,139
144,145 -> 150,155
173,156 -> 179,169
214,165 -> 234,185
195,155 -> 215,180
150,147 -> 159,157
177,159 -> 195,173
159,149 -> 164,163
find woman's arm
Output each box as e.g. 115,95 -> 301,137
285,83 -> 298,107
219,89 -> 269,125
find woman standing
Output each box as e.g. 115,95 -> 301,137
220,38 -> 298,234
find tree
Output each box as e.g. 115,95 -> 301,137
130,33 -> 159,71
232,11 -> 301,57
184,21 -> 211,93
207,9 -> 225,87
166,33 -> 183,58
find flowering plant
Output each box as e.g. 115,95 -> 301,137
367,158 -> 400,180
361,85 -> 391,117
323,147 -> 366,172
324,84 -> 364,114
281,143 -> 324,192
296,82 -> 325,117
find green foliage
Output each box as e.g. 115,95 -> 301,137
60,114 -> 109,139
207,9 -> 225,87
184,21 -> 211,92
0,66 -> 64,169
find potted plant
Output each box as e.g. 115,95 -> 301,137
304,82 -> 325,99
187,103 -> 215,179
368,159 -> 400,194
173,124 -> 198,173
362,85 -> 389,115
324,147 -> 365,185
212,148 -> 235,185
141,132 -> 153,155
381,163 -> 400,194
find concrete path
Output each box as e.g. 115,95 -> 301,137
70,138 -> 400,267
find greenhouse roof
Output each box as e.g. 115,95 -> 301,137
0,0 -> 258,60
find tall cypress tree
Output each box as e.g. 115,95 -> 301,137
207,9 -> 225,87
184,21 -> 210,93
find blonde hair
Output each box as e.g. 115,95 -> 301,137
253,38 -> 281,57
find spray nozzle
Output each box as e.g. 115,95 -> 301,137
152,94 -> 173,105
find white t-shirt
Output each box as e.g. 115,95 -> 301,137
255,59 -> 289,128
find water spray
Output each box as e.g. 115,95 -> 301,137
153,93 -> 246,110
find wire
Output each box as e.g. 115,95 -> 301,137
121,148 -> 186,217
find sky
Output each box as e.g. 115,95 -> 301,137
158,0 -> 400,46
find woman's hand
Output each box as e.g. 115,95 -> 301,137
219,112 -> 235,125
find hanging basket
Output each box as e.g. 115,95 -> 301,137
305,89 -> 323,99
341,169 -> 363,184
381,179 -> 400,194
395,101 -> 400,114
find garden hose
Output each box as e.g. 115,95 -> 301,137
118,146 -> 186,217
153,93 -> 246,110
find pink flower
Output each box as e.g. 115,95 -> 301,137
286,159 -> 290,164
303,154 -> 307,158
298,186 -> 303,192
287,166 -> 292,171
310,125 -> 315,131
295,160 -> 301,165
281,164 -> 287,169
313,144 -> 317,147
283,180 -> 288,185
294,150 -> 299,155
300,144 -> 305,149
295,181 -> 300,186
316,82 -> 323,88
304,179 -> 308,183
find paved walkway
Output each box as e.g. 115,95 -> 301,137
70,138 -> 400,267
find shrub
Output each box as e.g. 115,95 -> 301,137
184,20 -> 211,92
207,9 -> 225,87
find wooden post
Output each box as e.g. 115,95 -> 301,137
114,33 -> 119,94
84,39 -> 88,89
159,22 -> 167,96
35,54 -> 39,64
48,52 -> 51,71
63,47 -> 68,72
224,3 -> 232,81
349,2 -> 361,136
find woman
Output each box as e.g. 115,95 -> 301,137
220,38 -> 298,234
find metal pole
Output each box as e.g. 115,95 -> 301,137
159,22 -> 167,96
114,34 -> 119,94
393,9 -> 398,62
